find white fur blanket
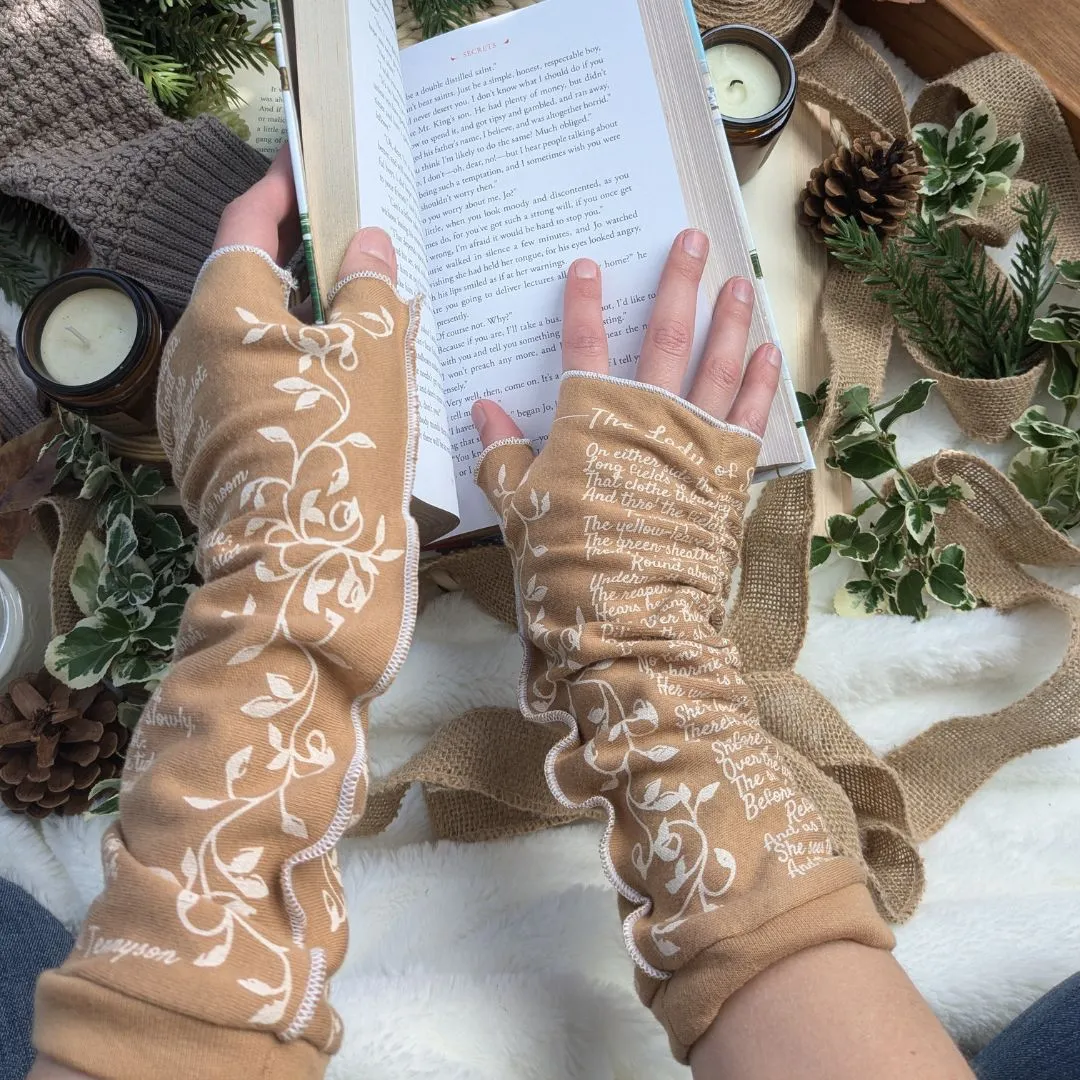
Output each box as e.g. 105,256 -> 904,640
3,28 -> 1080,1080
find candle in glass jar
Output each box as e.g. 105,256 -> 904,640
706,42 -> 783,120
38,288 -> 139,386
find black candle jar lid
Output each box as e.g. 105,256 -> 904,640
701,24 -> 798,132
16,269 -> 163,399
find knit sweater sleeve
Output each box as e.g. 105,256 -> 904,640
33,250 -> 422,1080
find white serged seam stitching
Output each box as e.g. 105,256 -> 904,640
195,244 -> 297,306
325,269 -> 397,306
497,526 -> 668,983
473,437 -> 535,483
278,292 -> 425,1042
562,370 -> 762,443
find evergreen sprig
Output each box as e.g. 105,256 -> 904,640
101,0 -> 271,120
410,0 -> 496,38
826,187 -> 1058,380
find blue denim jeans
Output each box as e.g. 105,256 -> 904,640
973,972 -> 1080,1080
2,873 -> 1079,1078
0,878 -> 73,1080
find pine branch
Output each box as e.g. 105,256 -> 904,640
1010,185 -> 1058,374
409,0 -> 496,38
826,217 -> 964,369
0,197 -> 77,307
903,214 -> 1016,378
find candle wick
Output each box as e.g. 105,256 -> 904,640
729,79 -> 744,88
64,325 -> 91,348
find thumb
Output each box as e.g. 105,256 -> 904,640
329,227 -> 398,297
471,399 -> 524,446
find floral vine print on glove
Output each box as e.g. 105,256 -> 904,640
151,277 -> 405,1029
37,250 -> 420,1065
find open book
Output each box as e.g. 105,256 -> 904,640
291,0 -> 812,542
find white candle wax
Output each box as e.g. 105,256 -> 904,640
706,42 -> 783,120
38,288 -> 138,386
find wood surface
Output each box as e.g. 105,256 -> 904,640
845,0 -> 1080,151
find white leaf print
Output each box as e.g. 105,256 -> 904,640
697,782 -> 719,805
266,673 -> 295,699
181,848 -> 197,883
228,643 -> 264,666
540,492 -> 551,514
295,390 -> 321,411
226,898 -> 257,917
239,479 -> 259,508
234,874 -> 268,899
301,489 -> 326,526
193,943 -> 230,967
327,464 -> 349,495
148,867 -> 180,887
600,777 -> 619,791
254,561 -> 276,583
240,695 -> 290,718
177,889 -> 198,918
665,856 -> 689,888
249,998 -> 287,1026
244,516 -> 267,536
236,307 -> 261,324
227,847 -> 264,874
655,937 -> 680,957
323,889 -> 346,932
238,977 -> 277,997
268,722 -> 284,751
243,595 -> 257,616
298,354 -> 312,373
321,649 -> 351,669
642,779 -> 662,806
274,377 -> 319,393
266,749 -> 290,771
342,431 -> 376,448
226,745 -> 252,782
258,426 -> 292,444
632,700 -> 659,723
184,796 -> 225,810
651,793 -> 682,812
714,848 -> 737,872
242,326 -> 271,345
302,574 -> 335,614
645,744 -> 678,763
282,811 -> 308,838
587,707 -> 605,726
677,783 -> 692,804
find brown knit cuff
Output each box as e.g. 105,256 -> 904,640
35,972 -> 327,1080
114,114 -> 269,311
647,879 -> 895,1062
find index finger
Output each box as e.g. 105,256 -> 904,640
212,145 -> 300,264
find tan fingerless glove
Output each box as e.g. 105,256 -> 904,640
477,372 -> 894,1060
35,249 -> 421,1079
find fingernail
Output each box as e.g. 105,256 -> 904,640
357,228 -> 393,263
682,229 -> 708,259
764,344 -> 782,367
471,400 -> 491,437
732,277 -> 754,303
573,259 -> 598,279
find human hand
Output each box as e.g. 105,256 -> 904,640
470,228 -> 781,447
213,144 -> 399,303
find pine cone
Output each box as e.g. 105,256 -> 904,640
799,132 -> 926,243
0,671 -> 128,818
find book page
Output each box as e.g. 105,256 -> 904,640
401,0 -> 715,532
346,0 -> 457,519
